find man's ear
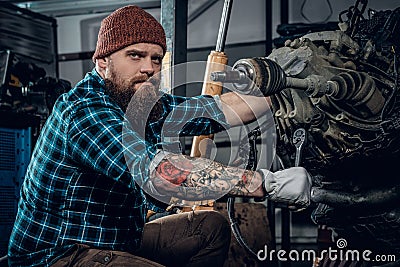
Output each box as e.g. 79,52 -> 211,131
96,57 -> 108,78
97,57 -> 108,69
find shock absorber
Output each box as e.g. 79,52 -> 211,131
211,57 -> 287,96
211,57 -> 336,97
329,71 -> 385,116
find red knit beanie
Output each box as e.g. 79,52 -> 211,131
92,5 -> 166,61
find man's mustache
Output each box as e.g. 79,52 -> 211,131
133,74 -> 161,88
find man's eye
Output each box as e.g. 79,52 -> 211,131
129,53 -> 140,59
152,57 -> 162,64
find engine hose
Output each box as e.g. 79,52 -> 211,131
227,197 -> 260,261
226,126 -> 266,262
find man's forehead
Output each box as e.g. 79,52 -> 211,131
124,43 -> 163,55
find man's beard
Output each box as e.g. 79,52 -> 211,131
104,72 -> 145,112
104,71 -> 164,134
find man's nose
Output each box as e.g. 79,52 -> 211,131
140,57 -> 155,76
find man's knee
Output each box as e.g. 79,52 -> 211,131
201,211 -> 229,228
195,210 -> 231,244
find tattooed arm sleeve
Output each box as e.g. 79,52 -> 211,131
149,152 -> 265,202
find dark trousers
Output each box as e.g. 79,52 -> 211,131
52,210 -> 231,267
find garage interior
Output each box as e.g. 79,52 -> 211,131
0,1 -> 399,266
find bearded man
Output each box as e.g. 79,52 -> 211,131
7,5 -> 312,267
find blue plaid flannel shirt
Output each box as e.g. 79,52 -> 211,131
8,69 -> 229,267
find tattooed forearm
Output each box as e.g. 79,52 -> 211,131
151,153 -> 265,201
228,169 -> 260,196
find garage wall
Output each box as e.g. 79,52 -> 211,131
56,0 -> 399,86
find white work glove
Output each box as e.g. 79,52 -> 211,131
258,167 -> 312,211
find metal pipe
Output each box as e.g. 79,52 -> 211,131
215,0 -> 233,52
311,186 -> 400,209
